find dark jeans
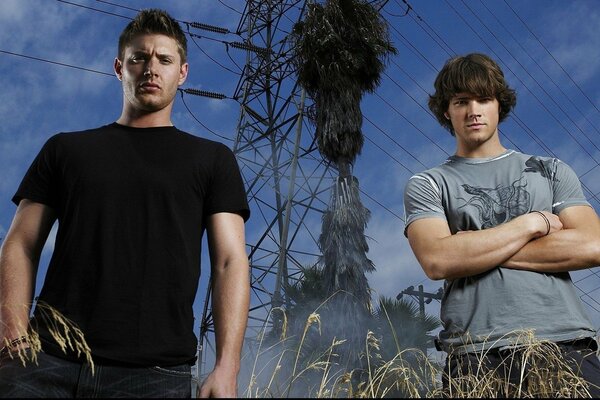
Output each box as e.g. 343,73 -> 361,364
0,349 -> 192,398
442,338 -> 600,398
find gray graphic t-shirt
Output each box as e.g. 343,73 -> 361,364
404,150 -> 596,353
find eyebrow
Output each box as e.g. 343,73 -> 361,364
130,50 -> 175,58
452,94 -> 490,100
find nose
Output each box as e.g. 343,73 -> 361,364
144,57 -> 158,77
467,101 -> 481,119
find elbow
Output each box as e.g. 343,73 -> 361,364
421,258 -> 449,281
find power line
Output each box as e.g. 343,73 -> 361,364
186,30 -> 243,76
95,0 -> 237,36
94,0 -> 138,13
373,91 -> 450,157
56,0 -> 131,19
0,49 -> 113,77
178,90 -> 233,142
458,0 -> 600,153
359,186 -> 405,222
363,114 -> 427,170
502,0 -> 600,116
478,0 -> 600,142
441,0 -> 600,171
363,133 -> 414,176
392,0 -> 453,58
216,0 -> 243,15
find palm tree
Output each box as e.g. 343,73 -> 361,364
373,296 -> 441,361
262,273 -> 441,397
290,0 -> 396,356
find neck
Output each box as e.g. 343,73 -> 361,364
456,143 -> 507,158
116,105 -> 174,128
455,131 -> 506,158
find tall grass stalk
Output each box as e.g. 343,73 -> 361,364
438,330 -> 595,398
242,311 -> 596,398
1,302 -> 94,374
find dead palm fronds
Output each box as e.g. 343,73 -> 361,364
291,2 -> 396,366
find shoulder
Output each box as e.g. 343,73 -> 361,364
520,152 -> 580,181
38,125 -> 114,152
404,161 -> 453,192
49,124 -> 118,140
404,166 -> 449,206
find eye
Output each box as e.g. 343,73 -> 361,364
130,55 -> 146,63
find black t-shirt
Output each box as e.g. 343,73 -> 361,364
13,123 -> 250,366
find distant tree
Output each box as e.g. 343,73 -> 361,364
373,296 -> 441,361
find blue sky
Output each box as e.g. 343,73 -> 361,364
2,0 -> 600,363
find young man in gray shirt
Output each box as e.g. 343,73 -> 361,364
404,53 -> 600,396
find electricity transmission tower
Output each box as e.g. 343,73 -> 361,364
197,0 -> 333,376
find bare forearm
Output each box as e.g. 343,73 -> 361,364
432,222 -> 537,279
211,258 -> 250,372
504,206 -> 600,273
0,200 -> 54,343
0,241 -> 37,341
504,229 -> 600,273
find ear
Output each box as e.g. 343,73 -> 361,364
178,62 -> 189,86
114,58 -> 123,81
444,113 -> 450,120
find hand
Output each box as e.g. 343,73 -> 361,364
0,335 -> 30,359
530,210 -> 562,238
197,365 -> 239,398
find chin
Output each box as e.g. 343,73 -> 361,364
136,100 -> 168,112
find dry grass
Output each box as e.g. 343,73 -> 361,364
241,309 -> 597,398
241,306 -> 438,398
437,330 -> 596,398
1,301 -> 94,374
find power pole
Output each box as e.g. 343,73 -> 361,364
397,284 -> 443,353
197,0 -> 332,379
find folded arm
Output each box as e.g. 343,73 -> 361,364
503,205 -> 600,273
0,200 -> 56,346
198,212 -> 250,398
406,210 -> 561,280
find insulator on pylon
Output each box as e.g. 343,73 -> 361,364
189,22 -> 230,34
183,88 -> 227,100
228,41 -> 269,55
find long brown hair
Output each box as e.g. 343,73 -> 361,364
428,53 -> 516,135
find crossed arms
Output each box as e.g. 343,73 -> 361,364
406,205 -> 600,281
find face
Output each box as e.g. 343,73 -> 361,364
114,34 -> 188,115
445,93 -> 500,152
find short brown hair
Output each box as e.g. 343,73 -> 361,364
428,53 -> 516,135
118,9 -> 187,64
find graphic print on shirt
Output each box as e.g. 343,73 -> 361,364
456,177 -> 531,228
523,156 -> 558,182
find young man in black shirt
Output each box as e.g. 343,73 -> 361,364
0,9 -> 250,398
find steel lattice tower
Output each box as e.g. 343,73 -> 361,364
197,0 -> 333,377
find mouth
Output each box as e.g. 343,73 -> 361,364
467,123 -> 485,128
139,82 -> 161,91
